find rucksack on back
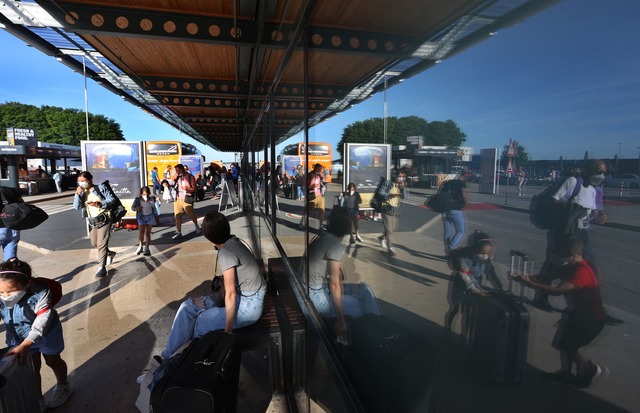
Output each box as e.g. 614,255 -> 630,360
529,176 -> 581,230
34,277 -> 63,307
100,180 -> 127,223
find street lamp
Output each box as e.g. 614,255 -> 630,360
82,55 -> 90,140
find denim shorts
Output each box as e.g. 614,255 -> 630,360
7,318 -> 65,356
137,214 -> 156,226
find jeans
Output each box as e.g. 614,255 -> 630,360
296,185 -> 304,199
309,283 -> 381,318
443,209 -> 465,251
162,290 -> 266,358
0,228 -> 20,261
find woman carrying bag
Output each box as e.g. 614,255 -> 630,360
73,171 -> 118,277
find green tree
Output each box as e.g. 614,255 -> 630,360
500,141 -> 529,171
0,101 -> 124,145
337,116 -> 466,159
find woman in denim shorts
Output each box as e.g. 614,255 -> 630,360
131,186 -> 160,256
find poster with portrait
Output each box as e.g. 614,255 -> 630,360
81,141 -> 145,218
344,143 -> 391,209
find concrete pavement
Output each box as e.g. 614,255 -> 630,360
3,185 -> 638,412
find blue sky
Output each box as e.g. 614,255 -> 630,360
1,0 -> 639,163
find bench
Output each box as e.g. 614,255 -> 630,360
268,257 -> 306,390
234,257 -> 306,398
235,260 -> 284,394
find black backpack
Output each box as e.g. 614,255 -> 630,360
99,180 -> 127,223
529,176 -> 582,230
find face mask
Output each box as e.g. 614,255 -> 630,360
349,190 -> 355,195
142,195 -> 148,201
476,254 -> 490,261
589,173 -> 605,186
78,181 -> 89,188
0,290 -> 27,308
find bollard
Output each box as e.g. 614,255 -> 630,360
619,181 -> 624,197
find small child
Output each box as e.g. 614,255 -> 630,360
161,179 -> 174,203
131,186 -> 160,256
445,230 -> 503,332
518,237 -> 606,388
0,259 -> 72,409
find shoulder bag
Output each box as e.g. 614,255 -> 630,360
0,187 -> 49,230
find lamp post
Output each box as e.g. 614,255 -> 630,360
383,74 -> 388,145
82,55 -> 90,140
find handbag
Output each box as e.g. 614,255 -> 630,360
0,187 -> 49,230
184,194 -> 195,204
425,192 -> 452,213
210,252 -> 225,307
211,275 -> 225,307
88,212 -> 110,228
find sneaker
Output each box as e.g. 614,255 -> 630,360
388,247 -> 397,257
574,361 -> 605,388
355,235 -> 363,242
106,250 -> 116,266
195,227 -> 202,235
95,266 -> 107,277
143,247 -> 151,256
378,236 -> 388,250
349,236 -> 355,244
136,374 -> 145,384
46,384 -> 72,408
531,297 -> 554,312
603,313 -> 624,326
135,245 -> 143,255
172,232 -> 182,240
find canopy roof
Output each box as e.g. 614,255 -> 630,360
0,0 -> 559,152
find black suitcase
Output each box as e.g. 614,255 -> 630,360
0,350 -> 41,413
466,292 -> 529,385
282,184 -> 292,199
348,314 -> 437,413
150,331 -> 240,413
196,188 -> 206,202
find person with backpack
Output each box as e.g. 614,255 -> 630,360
377,171 -> 408,256
532,159 -> 614,317
73,171 -> 119,278
440,175 -> 468,257
170,164 -> 201,240
0,258 -> 72,409
444,230 -> 503,333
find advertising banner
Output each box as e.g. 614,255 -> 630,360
179,155 -> 203,178
7,127 -> 38,147
344,143 -> 391,209
81,141 -> 145,218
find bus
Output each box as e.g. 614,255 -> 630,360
145,141 -> 201,185
279,142 -> 333,182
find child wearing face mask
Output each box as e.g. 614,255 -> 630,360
0,259 -> 72,409
444,230 -> 503,331
131,186 -> 160,256
339,182 -> 363,244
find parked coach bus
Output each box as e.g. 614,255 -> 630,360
279,142 -> 333,182
145,141 -> 201,185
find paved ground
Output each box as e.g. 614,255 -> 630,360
4,183 -> 638,412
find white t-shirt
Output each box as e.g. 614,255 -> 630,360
552,177 -> 595,229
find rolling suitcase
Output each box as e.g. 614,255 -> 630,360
348,314 -> 437,412
0,350 -> 41,413
465,251 -> 531,385
150,331 -> 240,413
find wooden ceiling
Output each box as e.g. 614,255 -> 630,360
3,0 -> 559,152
